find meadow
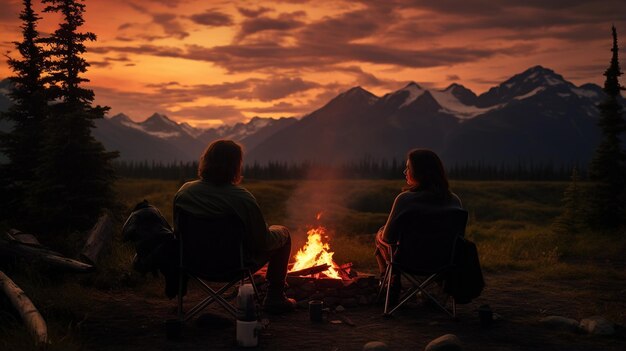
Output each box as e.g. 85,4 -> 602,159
1,178 -> 625,349
115,178 -> 624,274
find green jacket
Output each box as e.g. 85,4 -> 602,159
173,180 -> 286,267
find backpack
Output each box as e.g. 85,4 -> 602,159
443,237 -> 485,304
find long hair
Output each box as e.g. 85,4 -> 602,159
406,149 -> 450,199
198,140 -> 243,185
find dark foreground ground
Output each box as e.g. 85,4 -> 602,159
77,271 -> 625,351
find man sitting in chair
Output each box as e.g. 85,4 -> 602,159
174,139 -> 296,314
375,149 -> 463,303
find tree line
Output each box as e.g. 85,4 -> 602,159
113,159 -> 585,181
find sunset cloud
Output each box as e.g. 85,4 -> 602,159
189,9 -> 233,27
1,0 -> 624,126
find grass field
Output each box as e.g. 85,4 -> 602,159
114,178 -> 625,273
1,178 -> 625,349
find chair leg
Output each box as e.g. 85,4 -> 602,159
452,297 -> 456,319
400,273 -> 456,318
377,264 -> 391,302
383,266 -> 394,315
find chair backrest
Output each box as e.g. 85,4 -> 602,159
394,207 -> 468,274
175,209 -> 247,280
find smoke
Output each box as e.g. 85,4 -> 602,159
283,166 -> 348,250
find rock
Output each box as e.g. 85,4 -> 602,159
425,334 -> 462,351
335,305 -> 345,312
363,341 -> 388,351
579,316 -> 615,335
539,316 -> 580,332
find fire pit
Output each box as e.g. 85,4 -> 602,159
256,218 -> 379,308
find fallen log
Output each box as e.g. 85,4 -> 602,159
6,229 -> 40,246
0,236 -> 94,273
80,212 -> 113,265
287,264 -> 330,277
0,271 -> 48,345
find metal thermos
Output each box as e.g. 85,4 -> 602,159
236,284 -> 258,347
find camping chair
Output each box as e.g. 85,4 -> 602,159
175,209 -> 259,322
378,207 -> 468,318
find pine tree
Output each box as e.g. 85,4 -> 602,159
0,0 -> 49,225
28,0 -> 118,234
553,168 -> 585,235
588,26 -> 626,230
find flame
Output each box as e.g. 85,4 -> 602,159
291,226 -> 341,279
316,212 -> 323,221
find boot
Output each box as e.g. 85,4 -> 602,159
262,290 -> 296,315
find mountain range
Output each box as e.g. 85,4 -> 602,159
1,65 -> 621,166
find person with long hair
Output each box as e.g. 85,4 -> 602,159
375,149 -> 463,301
174,140 -> 296,314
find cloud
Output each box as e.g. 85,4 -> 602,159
237,6 -> 273,18
89,55 -> 133,68
446,74 -> 461,81
169,105 -> 246,125
189,10 -> 233,27
146,0 -> 188,8
122,3 -> 189,41
235,12 -> 306,42
245,101 -> 304,114
147,76 -> 319,102
152,13 -> 189,39
0,1 -> 21,23
251,77 -> 318,101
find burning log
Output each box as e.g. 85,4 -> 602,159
336,262 -> 356,281
287,263 -> 329,277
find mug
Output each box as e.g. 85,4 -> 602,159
309,300 -> 324,322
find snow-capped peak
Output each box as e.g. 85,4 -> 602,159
398,82 -> 425,108
144,113 -> 178,128
431,87 -> 499,119
518,65 -> 567,87
180,121 -> 204,138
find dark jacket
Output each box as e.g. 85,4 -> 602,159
173,180 -> 288,268
122,200 -> 182,298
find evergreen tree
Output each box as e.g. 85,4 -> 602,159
0,0 -> 49,225
588,26 -> 626,229
29,0 -> 118,234
553,168 -> 585,234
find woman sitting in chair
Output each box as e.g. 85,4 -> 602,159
174,139 -> 296,314
375,148 -> 463,301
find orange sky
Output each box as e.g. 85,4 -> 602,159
0,0 -> 624,127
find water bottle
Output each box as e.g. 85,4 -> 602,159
236,284 -> 256,321
236,284 -> 258,347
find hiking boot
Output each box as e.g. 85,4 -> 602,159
262,293 -> 296,314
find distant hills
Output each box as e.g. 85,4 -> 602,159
91,113 -> 297,162
1,66 -> 622,166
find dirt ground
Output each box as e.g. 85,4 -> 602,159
78,272 -> 626,351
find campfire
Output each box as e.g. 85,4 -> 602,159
256,213 -> 378,308
289,226 -> 342,279
287,212 -> 355,280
